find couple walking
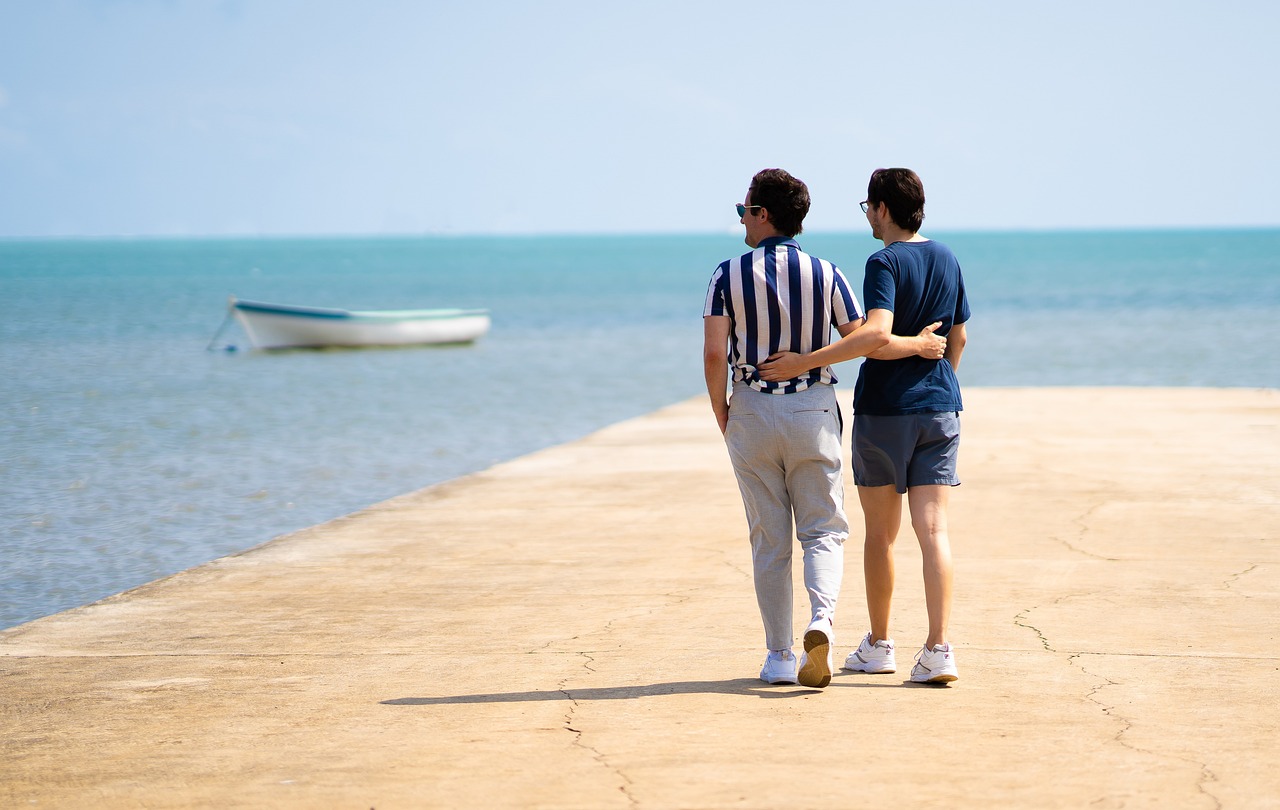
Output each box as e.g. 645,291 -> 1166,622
702,167 -> 970,687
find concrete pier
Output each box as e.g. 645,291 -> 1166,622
3,387 -> 1278,808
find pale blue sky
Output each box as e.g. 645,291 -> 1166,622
1,0 -> 1277,237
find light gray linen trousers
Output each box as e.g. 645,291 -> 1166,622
724,380 -> 848,651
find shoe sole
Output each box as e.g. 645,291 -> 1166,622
911,670 -> 958,684
798,629 -> 831,688
843,662 -> 896,674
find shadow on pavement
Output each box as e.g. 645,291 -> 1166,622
382,674 -> 914,705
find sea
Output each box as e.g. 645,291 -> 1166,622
2,229 -> 1278,630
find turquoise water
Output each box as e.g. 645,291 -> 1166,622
2,229 -> 1277,629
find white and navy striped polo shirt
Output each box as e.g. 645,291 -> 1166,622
703,236 -> 863,394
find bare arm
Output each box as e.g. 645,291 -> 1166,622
834,317 -> 866,339
945,321 -> 967,370
703,316 -> 731,434
867,321 -> 947,361
757,310 -> 892,382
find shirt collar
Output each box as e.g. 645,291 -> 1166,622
756,235 -> 799,249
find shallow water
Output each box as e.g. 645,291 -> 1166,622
2,229 -> 1276,628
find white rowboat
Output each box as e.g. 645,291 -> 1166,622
229,298 -> 490,349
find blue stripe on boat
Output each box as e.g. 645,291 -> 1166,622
232,299 -> 488,322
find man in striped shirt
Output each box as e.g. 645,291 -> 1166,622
703,168 -> 892,688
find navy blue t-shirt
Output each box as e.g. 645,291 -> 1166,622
853,239 -> 971,416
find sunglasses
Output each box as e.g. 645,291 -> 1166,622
735,203 -> 763,217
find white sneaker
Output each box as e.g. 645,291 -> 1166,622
910,643 -> 958,684
797,618 -> 833,688
760,649 -> 798,684
843,632 -> 897,674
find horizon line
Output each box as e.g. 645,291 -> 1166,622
3,223 -> 1279,242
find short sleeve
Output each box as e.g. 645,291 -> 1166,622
863,252 -> 896,313
830,264 -> 864,324
703,263 -> 728,317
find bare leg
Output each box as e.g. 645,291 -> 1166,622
908,485 -> 953,649
857,484 -> 902,644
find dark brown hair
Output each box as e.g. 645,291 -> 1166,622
867,168 -> 925,232
749,168 -> 810,237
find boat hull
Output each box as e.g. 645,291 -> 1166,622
230,300 -> 490,349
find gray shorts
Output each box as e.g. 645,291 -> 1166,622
851,412 -> 961,494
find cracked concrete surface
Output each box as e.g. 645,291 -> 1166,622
2,387 -> 1277,808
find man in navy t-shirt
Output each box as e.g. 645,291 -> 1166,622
760,168 -> 969,684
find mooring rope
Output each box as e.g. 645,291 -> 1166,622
205,299 -> 238,352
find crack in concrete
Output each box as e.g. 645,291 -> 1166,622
1073,654 -> 1223,809
1012,607 -> 1055,652
1051,534 -> 1117,562
1054,501 -> 1120,561
1018,604 -> 1224,808
1223,563 -> 1259,594
722,557 -> 750,580
560,650 -> 637,808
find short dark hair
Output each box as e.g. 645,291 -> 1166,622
749,168 -> 810,237
867,168 -> 925,233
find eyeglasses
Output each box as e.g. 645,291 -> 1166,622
859,201 -> 871,214
736,203 -> 763,218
